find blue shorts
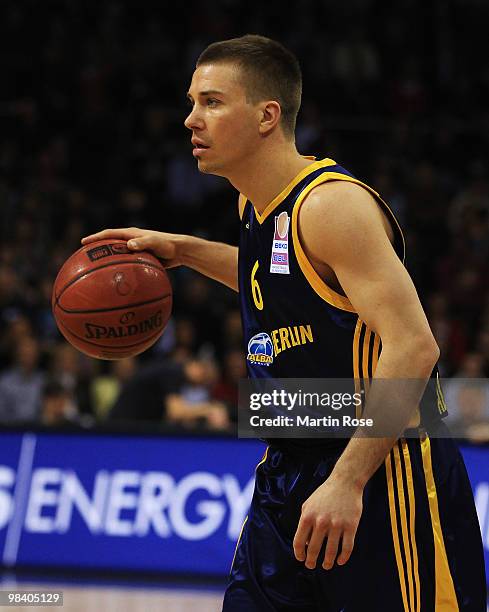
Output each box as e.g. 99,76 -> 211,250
223,423 -> 486,611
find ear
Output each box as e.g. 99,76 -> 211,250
258,101 -> 281,136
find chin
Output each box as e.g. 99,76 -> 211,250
197,159 -> 227,178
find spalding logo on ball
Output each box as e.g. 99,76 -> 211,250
52,240 -> 172,360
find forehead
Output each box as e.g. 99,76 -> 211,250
188,63 -> 246,98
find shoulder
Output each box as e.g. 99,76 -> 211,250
298,180 -> 393,265
300,180 -> 392,240
301,180 -> 381,223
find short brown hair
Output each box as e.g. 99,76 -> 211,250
197,34 -> 302,138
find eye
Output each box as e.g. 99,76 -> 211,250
207,98 -> 220,107
186,98 -> 194,108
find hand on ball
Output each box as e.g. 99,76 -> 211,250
82,227 -> 185,268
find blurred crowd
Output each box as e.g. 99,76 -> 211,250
0,0 -> 488,439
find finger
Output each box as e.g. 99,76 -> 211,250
336,529 -> 356,566
304,523 -> 327,569
322,528 -> 341,570
293,517 -> 313,562
81,228 -> 141,245
127,234 -> 156,251
127,234 -> 173,260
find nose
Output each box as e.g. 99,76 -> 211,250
184,106 -> 204,131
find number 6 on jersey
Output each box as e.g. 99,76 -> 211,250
251,260 -> 264,310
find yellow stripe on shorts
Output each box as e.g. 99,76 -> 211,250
420,436 -> 458,611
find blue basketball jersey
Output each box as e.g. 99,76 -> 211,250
238,158 -> 447,429
229,161 -> 484,612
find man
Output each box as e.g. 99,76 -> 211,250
40,379 -> 80,426
108,356 -> 230,430
0,336 -> 44,423
82,35 -> 486,611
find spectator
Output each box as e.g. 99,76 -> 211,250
40,379 -> 80,426
90,357 -> 137,420
331,26 -> 380,84
426,292 -> 466,375
445,351 -> 489,442
476,328 -> 489,376
108,359 -> 185,422
446,381 -> 489,443
222,309 -> 243,351
0,312 -> 34,370
167,357 -> 230,430
109,357 -> 230,430
213,349 -> 247,413
448,163 -> 489,234
0,0 -> 487,424
0,336 -> 44,422
48,343 -> 92,416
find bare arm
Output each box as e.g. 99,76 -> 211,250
166,395 -> 230,429
293,181 -> 439,570
81,228 -> 239,291
180,235 -> 238,291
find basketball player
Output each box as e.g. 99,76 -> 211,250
82,35 -> 486,611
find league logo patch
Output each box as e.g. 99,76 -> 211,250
247,332 -> 274,366
270,211 -> 290,274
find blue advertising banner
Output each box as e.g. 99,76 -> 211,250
0,433 -> 25,565
460,445 -> 489,579
0,432 -> 265,575
0,431 -> 486,582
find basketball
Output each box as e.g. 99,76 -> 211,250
52,240 -> 172,360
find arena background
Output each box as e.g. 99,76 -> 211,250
0,0 -> 488,609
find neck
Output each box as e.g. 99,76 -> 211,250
226,140 -> 315,213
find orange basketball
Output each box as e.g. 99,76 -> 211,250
52,239 -> 172,360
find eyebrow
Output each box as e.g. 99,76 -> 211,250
187,90 -> 225,99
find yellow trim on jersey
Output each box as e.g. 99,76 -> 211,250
402,441 -> 421,612
253,158 -> 337,224
247,163 -> 405,314
259,162 -> 404,313
353,319 -> 362,417
230,446 -> 269,572
435,372 -> 448,416
371,333 -> 381,374
291,173 -> 356,312
321,171 -> 406,263
394,443 -> 416,612
352,320 -> 362,381
362,327 -> 372,394
386,450 -> 410,612
230,515 -> 248,572
421,437 -> 459,611
354,324 -> 421,428
353,321 -> 381,414
255,446 -> 269,471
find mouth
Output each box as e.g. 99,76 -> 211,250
192,143 -> 210,157
192,139 -> 210,156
